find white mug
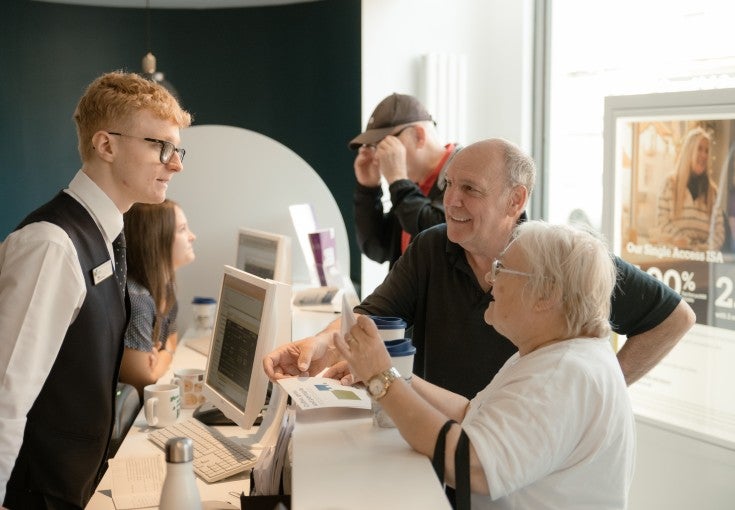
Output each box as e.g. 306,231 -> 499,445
172,368 -> 206,409
144,383 -> 181,427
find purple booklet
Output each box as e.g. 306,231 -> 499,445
308,228 -> 336,286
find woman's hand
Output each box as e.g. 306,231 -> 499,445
322,360 -> 356,385
333,315 -> 391,383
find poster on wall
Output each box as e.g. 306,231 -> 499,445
603,89 -> 735,450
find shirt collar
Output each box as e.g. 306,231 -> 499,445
66,170 -> 124,244
419,143 -> 457,194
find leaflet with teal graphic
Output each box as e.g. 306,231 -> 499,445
277,377 -> 371,410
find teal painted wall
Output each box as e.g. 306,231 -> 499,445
0,0 -> 362,282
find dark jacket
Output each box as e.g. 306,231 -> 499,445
354,177 -> 446,267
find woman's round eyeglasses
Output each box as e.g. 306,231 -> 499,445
489,259 -> 533,283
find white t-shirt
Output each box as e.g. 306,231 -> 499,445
462,337 -> 635,510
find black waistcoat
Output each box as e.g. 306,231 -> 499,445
4,192 -> 128,508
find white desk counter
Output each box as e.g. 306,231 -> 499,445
292,409 -> 451,510
87,309 -> 450,510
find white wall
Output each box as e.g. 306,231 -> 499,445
169,125 -> 351,332
362,0 -> 533,146
360,0 -> 534,296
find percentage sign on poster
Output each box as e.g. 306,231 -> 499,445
681,271 -> 696,292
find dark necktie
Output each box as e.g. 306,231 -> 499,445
113,232 -> 127,297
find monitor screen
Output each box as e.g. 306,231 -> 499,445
236,227 -> 292,284
203,265 -> 291,433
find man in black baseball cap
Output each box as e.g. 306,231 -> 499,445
350,93 -> 461,268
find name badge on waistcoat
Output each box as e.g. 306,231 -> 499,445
92,259 -> 114,285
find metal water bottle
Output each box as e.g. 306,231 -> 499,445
159,437 -> 203,510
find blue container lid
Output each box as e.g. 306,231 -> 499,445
385,338 -> 413,355
369,315 -> 407,329
390,345 -> 416,357
192,296 -> 217,305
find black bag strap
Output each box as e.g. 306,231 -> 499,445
454,428 -> 471,510
432,419 -> 456,484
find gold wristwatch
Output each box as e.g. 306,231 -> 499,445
366,367 -> 401,401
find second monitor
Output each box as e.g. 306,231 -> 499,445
236,227 -> 292,284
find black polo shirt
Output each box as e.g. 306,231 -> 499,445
356,223 -> 681,399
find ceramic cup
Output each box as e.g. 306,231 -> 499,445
143,383 -> 181,428
172,368 -> 206,409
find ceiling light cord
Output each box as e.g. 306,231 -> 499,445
139,0 -> 181,101
145,0 -> 151,54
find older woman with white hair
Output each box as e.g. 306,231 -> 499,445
336,220 -> 635,509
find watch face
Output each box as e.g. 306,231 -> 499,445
368,377 -> 384,397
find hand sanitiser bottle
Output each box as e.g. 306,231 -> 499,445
159,437 -> 203,510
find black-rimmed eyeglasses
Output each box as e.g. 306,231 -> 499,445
489,259 -> 533,283
108,132 -> 185,164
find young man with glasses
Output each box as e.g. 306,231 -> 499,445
0,71 -> 191,509
264,138 -> 695,401
349,93 -> 461,268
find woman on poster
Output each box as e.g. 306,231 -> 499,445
723,147 -> 735,252
657,126 -> 725,251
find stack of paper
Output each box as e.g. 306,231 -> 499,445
251,408 -> 296,496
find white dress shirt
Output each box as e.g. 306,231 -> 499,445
0,170 -> 123,501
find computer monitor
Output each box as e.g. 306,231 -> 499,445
236,227 -> 292,284
202,265 -> 291,446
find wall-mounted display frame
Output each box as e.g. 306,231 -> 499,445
603,89 -> 735,450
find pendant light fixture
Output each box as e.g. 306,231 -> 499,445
140,0 -> 180,101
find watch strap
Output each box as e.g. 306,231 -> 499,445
368,367 -> 401,400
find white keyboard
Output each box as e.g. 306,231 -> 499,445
148,417 -> 257,483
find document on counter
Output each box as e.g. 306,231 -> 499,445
277,377 -> 371,410
109,454 -> 165,509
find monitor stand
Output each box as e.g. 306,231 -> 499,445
194,402 -> 262,427
238,384 -> 289,450
198,385 -> 288,451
